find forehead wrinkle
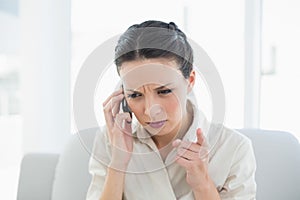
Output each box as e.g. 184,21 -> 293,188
154,83 -> 172,90
125,83 -> 173,93
121,65 -> 184,93
124,85 -> 145,93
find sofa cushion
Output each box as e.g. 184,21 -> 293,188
17,153 -> 59,200
51,128 -> 97,200
239,129 -> 300,200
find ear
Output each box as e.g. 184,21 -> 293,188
187,70 -> 196,93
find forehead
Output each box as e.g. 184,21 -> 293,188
119,58 -> 184,89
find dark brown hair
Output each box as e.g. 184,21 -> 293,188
114,20 -> 194,79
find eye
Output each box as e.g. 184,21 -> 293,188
158,89 -> 172,95
127,93 -> 142,99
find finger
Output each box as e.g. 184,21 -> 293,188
172,139 -> 182,148
102,88 -> 123,107
103,93 -> 124,129
103,107 -> 114,130
123,113 -> 132,135
115,113 -> 132,135
175,156 -> 191,169
196,128 -> 204,146
103,93 -> 124,113
111,94 -> 124,117
177,141 -> 200,153
177,148 -> 199,161
176,141 -> 209,161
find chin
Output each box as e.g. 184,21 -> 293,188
144,124 -> 168,136
146,124 -> 179,137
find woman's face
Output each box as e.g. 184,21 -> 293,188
119,58 -> 195,136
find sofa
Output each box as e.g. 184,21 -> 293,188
17,128 -> 300,200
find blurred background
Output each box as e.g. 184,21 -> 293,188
0,0 -> 299,199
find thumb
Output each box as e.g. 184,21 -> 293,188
123,113 -> 132,135
196,128 -> 204,146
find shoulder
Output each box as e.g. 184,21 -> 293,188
207,123 -> 252,152
207,123 -> 255,170
207,124 -> 257,195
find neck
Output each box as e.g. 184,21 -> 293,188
152,101 -> 194,149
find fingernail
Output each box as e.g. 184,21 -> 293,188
172,139 -> 181,146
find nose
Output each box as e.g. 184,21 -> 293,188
144,96 -> 163,118
145,104 -> 163,118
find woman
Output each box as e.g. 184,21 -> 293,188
87,20 -> 256,200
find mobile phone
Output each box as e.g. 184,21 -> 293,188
121,97 -> 132,118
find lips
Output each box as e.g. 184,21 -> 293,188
146,120 -> 167,129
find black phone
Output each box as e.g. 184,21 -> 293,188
121,97 -> 132,118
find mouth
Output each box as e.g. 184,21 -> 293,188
146,120 -> 167,129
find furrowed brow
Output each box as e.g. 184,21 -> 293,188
154,83 -> 172,90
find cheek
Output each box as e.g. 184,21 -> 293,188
164,97 -> 184,119
165,98 -> 179,111
127,100 -> 143,115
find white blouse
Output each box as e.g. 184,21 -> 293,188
86,100 -> 257,200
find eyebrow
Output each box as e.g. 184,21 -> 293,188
154,83 -> 172,90
125,83 -> 173,92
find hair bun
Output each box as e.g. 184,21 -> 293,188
168,22 -> 177,31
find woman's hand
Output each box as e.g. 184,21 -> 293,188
172,128 -> 220,199
103,88 -> 133,170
